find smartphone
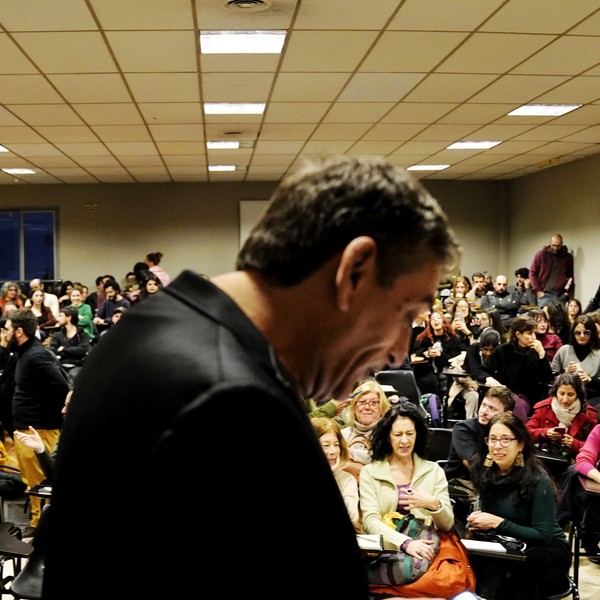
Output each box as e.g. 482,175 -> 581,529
555,427 -> 566,436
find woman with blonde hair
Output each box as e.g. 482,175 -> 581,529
341,379 -> 391,481
311,416 -> 360,532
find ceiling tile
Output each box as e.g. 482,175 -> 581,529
148,124 -> 204,141
73,103 -> 145,125
468,74 -> 569,102
201,72 -> 274,102
403,73 -> 498,102
7,104 -> 85,126
265,103 -> 330,123
0,0 -> 97,31
272,73 -> 350,102
125,73 -> 200,103
339,73 -> 426,102
0,75 -> 63,103
92,0 -> 194,29
91,125 -> 152,142
48,74 -> 131,103
296,0 -> 400,29
0,34 -> 38,74
34,126 -> 99,143
138,103 -> 203,125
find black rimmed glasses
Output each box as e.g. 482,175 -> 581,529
485,436 -> 517,447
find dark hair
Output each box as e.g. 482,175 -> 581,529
146,252 -> 163,265
62,305 -> 79,324
550,372 -> 585,404
514,267 -> 529,278
481,308 -> 507,339
133,262 -> 152,285
102,279 -> 121,294
509,315 -> 537,344
570,315 -> 600,350
5,308 -> 38,338
471,413 -> 546,502
479,328 -> 501,349
471,272 -> 484,280
236,156 -> 460,288
59,280 -> 74,296
543,300 -> 567,334
370,401 -> 429,461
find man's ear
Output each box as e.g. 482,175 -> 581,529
335,237 -> 377,312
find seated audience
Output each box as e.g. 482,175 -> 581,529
449,297 -> 477,345
444,385 -> 515,484
311,417 -> 360,532
466,271 -> 486,310
443,275 -> 471,313
526,373 -> 596,460
552,315 -> 600,408
57,280 -> 74,309
93,279 -> 131,328
48,306 -> 91,368
411,310 -> 466,398
341,379 -> 390,482
573,423 -> 600,560
480,274 -> 521,329
68,285 -> 95,341
135,274 -> 163,303
567,298 -> 583,328
467,413 -> 571,600
27,278 -> 60,319
360,402 -> 458,596
0,281 -> 24,314
544,300 -> 570,345
529,308 -> 563,362
447,328 -> 502,421
27,289 -> 57,338
483,315 -> 553,422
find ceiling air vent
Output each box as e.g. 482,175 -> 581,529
226,0 -> 271,11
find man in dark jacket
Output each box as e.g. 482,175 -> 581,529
4,308 -> 70,537
40,156 -> 461,600
529,234 -> 575,308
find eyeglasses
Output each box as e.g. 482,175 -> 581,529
574,330 -> 591,336
356,399 -> 379,408
485,436 -> 517,447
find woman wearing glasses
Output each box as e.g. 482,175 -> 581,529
467,413 -> 570,600
0,281 -> 24,314
552,315 -> 600,407
341,379 -> 390,482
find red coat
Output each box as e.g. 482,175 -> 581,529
526,397 -> 597,455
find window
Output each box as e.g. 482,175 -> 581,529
0,210 -> 56,281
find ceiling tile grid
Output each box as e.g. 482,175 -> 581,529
0,0 -> 599,185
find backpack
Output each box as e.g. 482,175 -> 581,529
420,393 -> 443,428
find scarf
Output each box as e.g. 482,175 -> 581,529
552,396 -> 581,428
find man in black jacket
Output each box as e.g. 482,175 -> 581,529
4,308 -> 70,538
40,156 -> 461,600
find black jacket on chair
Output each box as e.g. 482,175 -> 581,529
40,271 -> 368,600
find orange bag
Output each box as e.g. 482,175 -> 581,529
369,530 -> 476,598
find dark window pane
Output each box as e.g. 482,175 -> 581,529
0,212 -> 20,281
24,212 -> 55,280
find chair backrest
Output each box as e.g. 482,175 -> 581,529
375,370 -> 421,407
426,427 -> 454,462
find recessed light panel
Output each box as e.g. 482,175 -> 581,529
2,168 -> 35,175
0,145 -> 9,153
447,141 -> 502,150
208,165 -> 237,172
508,104 -> 582,117
200,30 -> 286,54
204,103 -> 265,115
206,141 -> 241,149
407,165 -> 450,171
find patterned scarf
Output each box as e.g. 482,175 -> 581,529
552,396 -> 581,428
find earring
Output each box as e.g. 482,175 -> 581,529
483,453 -> 493,467
515,451 -> 524,468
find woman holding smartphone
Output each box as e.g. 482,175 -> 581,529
526,373 -> 597,459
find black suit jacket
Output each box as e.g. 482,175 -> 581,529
41,271 -> 368,600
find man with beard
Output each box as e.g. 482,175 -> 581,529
3,308 -> 70,538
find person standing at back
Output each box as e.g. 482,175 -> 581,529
38,155 -> 460,600
145,251 -> 171,287
529,233 -> 574,308
3,308 -> 70,539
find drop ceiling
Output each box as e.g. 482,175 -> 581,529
1,0 -> 600,185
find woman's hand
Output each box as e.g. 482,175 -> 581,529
546,427 -> 565,442
398,487 -> 440,512
530,338 -> 545,359
466,510 -> 504,531
403,538 -> 437,561
561,433 -> 574,449
576,367 -> 591,382
452,319 -> 470,335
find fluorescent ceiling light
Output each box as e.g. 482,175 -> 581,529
200,30 -> 286,54
207,141 -> 240,150
0,145 -> 9,153
407,164 -> 450,171
208,165 -> 237,172
2,168 -> 35,175
447,141 -> 502,150
204,103 -> 265,115
507,104 -> 582,117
